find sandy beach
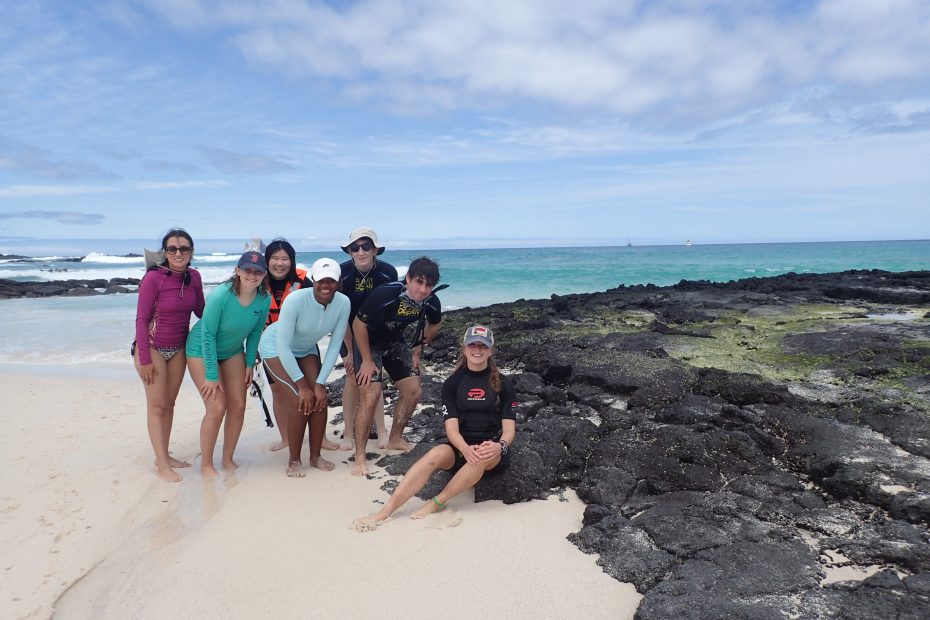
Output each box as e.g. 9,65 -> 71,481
0,364 -> 640,619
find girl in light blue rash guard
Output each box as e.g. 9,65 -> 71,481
186,251 -> 271,477
259,257 -> 349,477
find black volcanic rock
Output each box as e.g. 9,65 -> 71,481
397,269 -> 930,618
0,277 -> 140,299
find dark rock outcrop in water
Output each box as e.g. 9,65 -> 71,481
375,269 -> 930,619
0,277 -> 139,299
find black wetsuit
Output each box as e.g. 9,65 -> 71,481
355,282 -> 442,381
356,282 -> 441,348
441,366 -> 516,471
339,258 -> 398,324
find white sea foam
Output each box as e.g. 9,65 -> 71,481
0,265 -> 236,284
81,252 -> 143,264
0,255 -> 73,263
192,254 -> 237,263
77,252 -> 237,265
0,267 -> 145,281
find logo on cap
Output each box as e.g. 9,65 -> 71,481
471,326 -> 489,337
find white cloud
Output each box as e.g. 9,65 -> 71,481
0,184 -> 116,198
138,0 -> 930,124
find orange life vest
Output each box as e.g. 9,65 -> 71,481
265,268 -> 308,326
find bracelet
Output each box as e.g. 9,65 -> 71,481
498,439 -> 509,455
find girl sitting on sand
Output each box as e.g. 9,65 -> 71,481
186,251 -> 271,476
133,228 -> 205,483
353,324 -> 516,530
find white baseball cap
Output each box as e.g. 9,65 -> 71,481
310,257 -> 341,282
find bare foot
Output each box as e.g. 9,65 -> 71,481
287,461 -> 305,478
338,439 -> 354,451
377,436 -> 389,449
166,456 -> 191,468
156,465 -> 182,483
269,440 -> 288,452
351,515 -> 392,532
386,438 -> 415,452
310,457 -> 335,472
221,459 -> 238,471
200,465 -> 219,478
351,460 -> 369,477
321,437 -> 340,451
411,497 -> 445,519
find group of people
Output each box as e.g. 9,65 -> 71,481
133,227 -> 515,521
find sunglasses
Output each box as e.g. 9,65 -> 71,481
349,241 -> 375,253
165,245 -> 192,255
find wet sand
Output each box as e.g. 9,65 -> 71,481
0,367 -> 640,619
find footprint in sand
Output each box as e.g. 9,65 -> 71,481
425,509 -> 462,529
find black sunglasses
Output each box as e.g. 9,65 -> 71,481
349,241 -> 374,253
165,245 -> 192,255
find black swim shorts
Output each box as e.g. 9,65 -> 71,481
355,338 -> 419,383
442,440 -> 510,476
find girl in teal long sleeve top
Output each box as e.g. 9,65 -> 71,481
187,281 -> 271,381
186,252 -> 271,476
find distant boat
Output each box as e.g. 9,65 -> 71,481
626,239 -> 632,247
685,240 -> 693,247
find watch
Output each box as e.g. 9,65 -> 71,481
498,439 -> 509,456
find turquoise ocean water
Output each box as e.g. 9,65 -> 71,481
1,239 -> 928,365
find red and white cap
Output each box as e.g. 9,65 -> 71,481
463,325 -> 494,347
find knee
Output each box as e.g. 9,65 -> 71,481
148,399 -> 172,418
404,385 -> 423,402
422,446 -> 450,470
226,400 -> 246,416
204,400 -> 228,420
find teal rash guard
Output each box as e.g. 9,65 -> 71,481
186,281 -> 272,382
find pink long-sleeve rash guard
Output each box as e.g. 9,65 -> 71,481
134,267 -> 205,365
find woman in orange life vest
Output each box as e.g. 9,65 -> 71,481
262,238 -> 336,451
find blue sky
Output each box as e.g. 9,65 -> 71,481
1,0 -> 928,250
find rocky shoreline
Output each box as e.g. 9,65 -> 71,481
0,277 -> 139,299
359,269 -> 930,619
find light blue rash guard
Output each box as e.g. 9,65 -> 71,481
259,288 -> 350,386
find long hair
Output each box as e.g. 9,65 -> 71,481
264,238 -> 301,284
149,228 -> 193,285
453,347 -> 502,394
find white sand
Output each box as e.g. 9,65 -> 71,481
0,365 -> 640,619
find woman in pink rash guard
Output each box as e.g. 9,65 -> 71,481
133,229 -> 205,482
